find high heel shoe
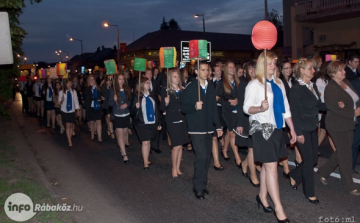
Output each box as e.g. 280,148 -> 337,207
283,171 -> 290,179
307,197 -> 319,204
221,151 -> 230,161
235,159 -> 249,178
255,195 -> 273,213
274,211 -> 290,223
290,178 -> 297,190
249,177 -> 260,187
122,155 -> 129,163
214,165 -> 224,171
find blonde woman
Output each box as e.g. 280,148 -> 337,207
243,51 -> 296,223
160,69 -> 190,178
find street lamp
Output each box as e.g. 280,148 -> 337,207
194,14 -> 205,32
103,22 -> 120,69
69,37 -> 83,55
55,51 -> 62,62
58,50 -> 69,62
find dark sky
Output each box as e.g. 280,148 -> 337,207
20,0 -> 283,63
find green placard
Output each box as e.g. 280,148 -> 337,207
198,40 -> 207,59
164,48 -> 175,68
104,59 -> 117,75
134,58 -> 146,72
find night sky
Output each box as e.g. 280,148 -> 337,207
20,0 -> 282,63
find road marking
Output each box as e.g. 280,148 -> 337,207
288,161 -> 360,184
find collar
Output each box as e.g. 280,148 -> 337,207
213,77 -> 221,82
143,92 -> 149,97
297,78 -> 314,89
348,65 -> 357,73
198,79 -> 208,89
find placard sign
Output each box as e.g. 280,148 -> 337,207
181,41 -> 211,62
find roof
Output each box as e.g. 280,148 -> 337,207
89,48 -> 115,61
127,30 -> 255,52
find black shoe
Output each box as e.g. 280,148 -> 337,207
144,167 -> 149,170
307,198 -> 319,204
283,171 -> 290,179
290,179 -> 297,190
221,151 -> 230,161
152,149 -> 162,154
235,159 -> 249,178
202,189 -> 209,195
195,192 -> 205,199
249,177 -> 260,187
274,211 -> 290,223
256,195 -> 273,213
214,165 -> 224,171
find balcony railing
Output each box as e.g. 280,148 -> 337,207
296,0 -> 360,18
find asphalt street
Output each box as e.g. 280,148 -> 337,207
10,93 -> 360,223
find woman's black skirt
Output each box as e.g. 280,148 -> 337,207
252,129 -> 287,163
223,110 -> 237,131
62,112 -> 76,124
113,115 -> 131,129
44,101 -> 55,111
167,121 -> 190,147
55,107 -> 61,115
134,124 -> 157,142
86,108 -> 102,121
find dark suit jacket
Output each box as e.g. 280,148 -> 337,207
84,86 -> 101,111
345,66 -> 359,82
324,79 -> 360,131
289,82 -> 327,135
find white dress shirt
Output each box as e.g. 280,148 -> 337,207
141,92 -> 156,124
243,77 -> 291,128
33,82 -> 43,97
59,89 -> 80,113
315,78 -> 327,103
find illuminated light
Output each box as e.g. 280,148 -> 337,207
59,50 -> 62,53
103,22 -> 109,27
70,38 -> 73,41
194,14 -> 199,18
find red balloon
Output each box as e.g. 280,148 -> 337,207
251,20 -> 277,50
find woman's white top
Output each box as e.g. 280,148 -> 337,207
243,77 -> 291,127
344,84 -> 359,121
59,89 -> 80,113
315,78 -> 327,103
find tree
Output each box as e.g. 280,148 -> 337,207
268,9 -> 284,47
168,18 -> 181,30
160,17 -> 169,30
0,0 -> 43,118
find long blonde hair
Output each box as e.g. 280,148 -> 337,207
255,51 -> 280,85
167,69 -> 183,95
223,61 -> 239,94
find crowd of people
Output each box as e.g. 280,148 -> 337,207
18,52 -> 360,223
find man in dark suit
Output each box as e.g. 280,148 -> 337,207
345,54 -> 359,82
346,54 -> 360,172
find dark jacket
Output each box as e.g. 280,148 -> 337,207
181,79 -> 221,133
84,86 -> 101,111
236,81 -> 250,130
108,89 -> 131,116
324,79 -> 360,131
216,80 -> 237,113
289,82 -> 327,135
282,77 -> 297,99
345,65 -> 359,82
130,93 -> 161,127
160,87 -> 186,124
100,86 -> 111,109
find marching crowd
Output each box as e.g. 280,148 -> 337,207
18,52 -> 360,223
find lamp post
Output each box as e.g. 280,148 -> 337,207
55,51 -> 63,62
103,22 -> 120,69
59,50 -> 69,62
194,14 -> 205,32
69,37 -> 83,55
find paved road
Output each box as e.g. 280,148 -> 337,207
11,93 -> 360,223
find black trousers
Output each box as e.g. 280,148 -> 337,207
190,134 -> 212,193
319,130 -> 356,191
289,130 -> 318,197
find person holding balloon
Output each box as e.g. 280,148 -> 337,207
243,51 -> 296,223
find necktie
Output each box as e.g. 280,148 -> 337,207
145,95 -> 155,122
66,90 -> 72,112
120,90 -> 124,100
92,87 -> 100,110
355,71 -> 357,76
175,90 -> 180,96
38,84 -> 42,97
266,79 -> 285,129
215,79 -> 218,83
231,81 -> 237,112
48,86 -> 53,99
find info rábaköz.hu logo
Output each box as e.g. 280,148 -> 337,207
4,193 -> 37,222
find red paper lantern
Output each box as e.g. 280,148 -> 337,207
251,20 -> 277,50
